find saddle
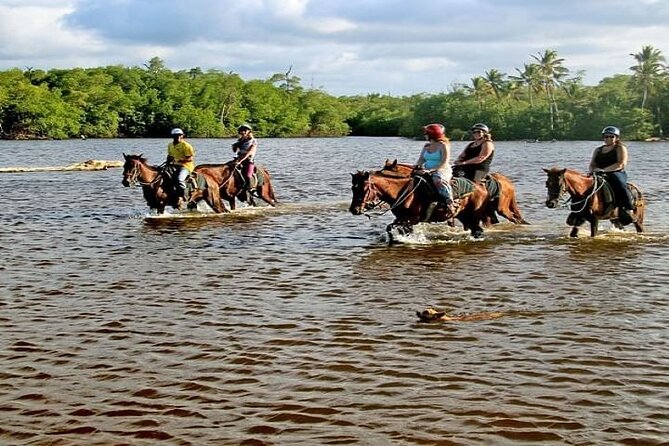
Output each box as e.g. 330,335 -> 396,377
236,165 -> 266,189
594,173 -> 633,214
413,172 -> 476,201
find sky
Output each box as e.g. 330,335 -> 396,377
0,0 -> 668,96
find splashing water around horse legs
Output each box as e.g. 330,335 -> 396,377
380,159 -> 529,226
121,153 -> 226,214
193,162 -> 277,211
349,168 -> 489,243
543,167 -> 645,237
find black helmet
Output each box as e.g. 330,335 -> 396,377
237,124 -> 252,132
601,126 -> 620,137
471,123 -> 490,133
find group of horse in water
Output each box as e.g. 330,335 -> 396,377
121,153 -> 645,243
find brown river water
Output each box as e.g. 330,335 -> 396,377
1,137 -> 668,445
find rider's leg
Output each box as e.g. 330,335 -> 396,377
244,161 -> 255,191
607,171 -> 634,209
431,172 -> 455,215
176,166 -> 189,206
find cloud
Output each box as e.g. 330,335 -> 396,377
0,0 -> 668,95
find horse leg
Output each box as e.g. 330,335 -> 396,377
589,217 -> 599,237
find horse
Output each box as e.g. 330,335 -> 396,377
349,168 -> 489,242
543,167 -> 645,237
380,159 -> 529,226
192,161 -> 277,211
121,153 -> 226,214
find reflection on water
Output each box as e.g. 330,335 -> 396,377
1,138 -> 668,445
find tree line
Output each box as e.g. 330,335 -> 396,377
0,46 -> 667,141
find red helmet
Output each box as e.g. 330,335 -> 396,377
423,123 -> 446,140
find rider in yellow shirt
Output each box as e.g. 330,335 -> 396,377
167,128 -> 195,208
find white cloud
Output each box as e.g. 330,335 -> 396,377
0,0 -> 668,95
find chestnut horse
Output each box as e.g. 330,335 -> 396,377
381,160 -> 528,226
349,169 -> 489,241
121,153 -> 226,214
543,167 -> 644,237
192,162 -> 277,211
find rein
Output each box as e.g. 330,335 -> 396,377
362,172 -> 426,218
558,172 -> 605,213
126,161 -> 163,187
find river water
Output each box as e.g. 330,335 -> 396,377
1,137 -> 668,446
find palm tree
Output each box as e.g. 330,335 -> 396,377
629,45 -> 666,109
467,76 -> 492,109
531,50 -> 569,132
509,63 -> 541,106
483,69 -> 507,100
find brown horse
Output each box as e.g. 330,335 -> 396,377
349,168 -> 489,241
192,162 -> 277,211
543,167 -> 645,237
381,159 -> 529,226
121,153 -> 226,214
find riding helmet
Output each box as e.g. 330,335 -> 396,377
171,128 -> 185,136
423,123 -> 446,139
601,126 -> 620,137
471,123 -> 490,133
237,124 -> 253,132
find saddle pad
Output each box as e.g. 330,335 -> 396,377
484,176 -> 500,200
189,172 -> 208,190
252,166 -> 266,187
450,177 -> 475,199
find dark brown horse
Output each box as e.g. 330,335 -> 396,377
349,168 -> 489,241
121,153 -> 226,214
543,167 -> 645,237
381,159 -> 529,226
193,162 -> 277,211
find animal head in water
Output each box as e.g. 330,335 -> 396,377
416,307 -> 448,322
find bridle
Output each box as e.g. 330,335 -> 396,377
124,159 -> 162,187
358,171 -> 426,217
549,171 -> 604,213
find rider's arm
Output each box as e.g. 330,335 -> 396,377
459,141 -> 493,165
434,142 -> 451,171
414,147 -> 426,169
588,148 -> 599,173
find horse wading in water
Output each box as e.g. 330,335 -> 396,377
349,168 -> 489,242
121,153 -> 226,214
381,160 -> 528,226
543,167 -> 645,237
193,162 -> 277,211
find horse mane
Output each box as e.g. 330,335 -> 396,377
124,153 -> 149,164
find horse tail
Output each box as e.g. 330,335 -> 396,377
489,173 -> 529,225
261,169 -> 278,206
629,183 -> 645,227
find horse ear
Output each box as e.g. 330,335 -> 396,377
139,153 -> 143,158
391,159 -> 398,168
542,168 -> 549,173
123,153 -> 127,159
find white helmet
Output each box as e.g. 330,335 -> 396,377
171,128 -> 184,136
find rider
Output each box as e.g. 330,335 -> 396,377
588,125 -> 635,223
231,124 -> 258,195
453,123 -> 495,182
166,127 -> 195,209
414,123 -> 456,215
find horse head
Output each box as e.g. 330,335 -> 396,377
349,171 -> 379,215
543,167 -> 567,208
121,153 -> 148,187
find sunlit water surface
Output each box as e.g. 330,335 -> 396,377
1,137 -> 668,445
